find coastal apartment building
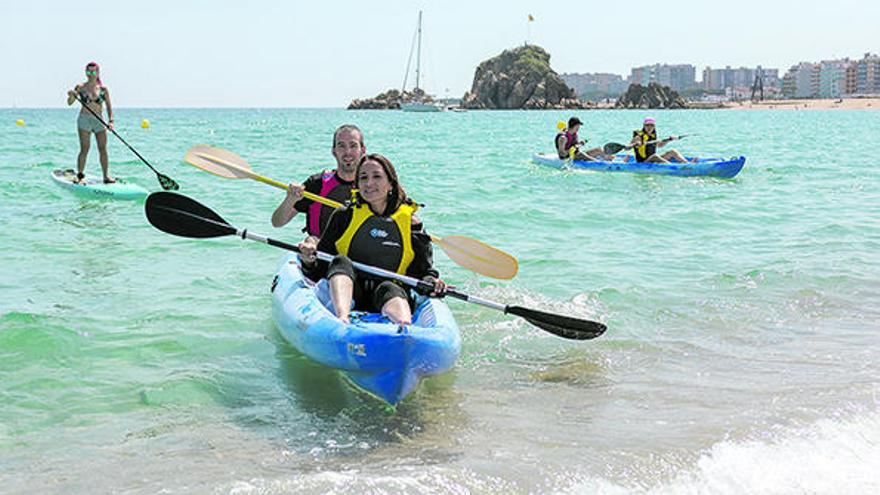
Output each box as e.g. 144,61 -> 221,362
855,53 -> 880,94
629,64 -> 696,91
783,53 -> 880,98
560,72 -> 628,100
818,60 -> 850,98
564,54 -> 877,100
702,66 -> 781,92
846,64 -> 858,95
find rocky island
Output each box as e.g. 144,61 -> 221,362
461,45 -> 589,110
347,45 -> 589,110
347,89 -> 439,110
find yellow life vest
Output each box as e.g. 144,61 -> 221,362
334,202 -> 416,275
633,129 -> 657,159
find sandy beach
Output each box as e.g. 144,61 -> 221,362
728,97 -> 880,110
596,98 -> 880,110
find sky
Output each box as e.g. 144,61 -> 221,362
1,0 -> 878,107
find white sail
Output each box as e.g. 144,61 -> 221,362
401,11 -> 444,112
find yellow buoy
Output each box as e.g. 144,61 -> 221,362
141,119 -> 150,129
16,119 -> 25,126
556,120 -> 566,130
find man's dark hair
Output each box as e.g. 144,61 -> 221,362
333,124 -> 364,147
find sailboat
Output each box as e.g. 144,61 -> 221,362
400,11 -> 445,112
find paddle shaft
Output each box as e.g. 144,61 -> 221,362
184,145 -> 520,280
231,226 -> 601,338
145,191 -> 603,339
238,227 -> 507,312
196,151 -> 455,242
625,135 -> 689,150
76,95 -> 163,176
622,137 -> 673,150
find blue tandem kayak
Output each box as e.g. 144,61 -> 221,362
271,254 -> 461,405
531,153 -> 746,178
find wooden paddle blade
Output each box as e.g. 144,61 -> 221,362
603,142 -> 626,155
145,192 -> 236,239
433,235 -> 518,280
183,144 -> 253,179
506,305 -> 606,340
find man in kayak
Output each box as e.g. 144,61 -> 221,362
555,117 -> 608,161
271,124 -> 364,237
297,154 -> 447,326
629,117 -> 694,163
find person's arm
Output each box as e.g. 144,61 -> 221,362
103,87 -> 114,129
273,175 -> 320,228
271,182 -> 306,227
406,218 -> 446,295
629,134 -> 642,149
556,135 -> 567,158
299,207 -> 347,280
67,85 -> 80,106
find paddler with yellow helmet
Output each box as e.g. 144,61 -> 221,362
555,117 -> 610,161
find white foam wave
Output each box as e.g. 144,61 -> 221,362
565,409 -> 880,495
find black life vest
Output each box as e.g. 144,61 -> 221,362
334,202 -> 416,275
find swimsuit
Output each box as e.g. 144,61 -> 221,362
76,86 -> 108,134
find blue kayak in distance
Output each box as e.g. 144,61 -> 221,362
271,254 -> 461,405
531,153 -> 746,178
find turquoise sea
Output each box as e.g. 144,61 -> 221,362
1,107 -> 879,494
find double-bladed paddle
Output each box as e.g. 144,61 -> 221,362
75,95 -> 179,191
182,144 -> 518,280
602,134 -> 692,155
144,192 -> 606,341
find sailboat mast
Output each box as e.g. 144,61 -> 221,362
415,10 -> 422,91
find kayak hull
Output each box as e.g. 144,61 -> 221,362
271,254 -> 461,405
531,154 -> 746,178
51,169 -> 149,200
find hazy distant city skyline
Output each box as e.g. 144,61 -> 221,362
3,0 -> 879,107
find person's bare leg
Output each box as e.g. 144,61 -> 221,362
586,147 -> 614,161
646,154 -> 670,164
95,130 -> 114,182
663,149 -> 691,163
574,150 -> 596,161
329,274 -> 354,324
76,129 -> 91,182
381,296 -> 412,326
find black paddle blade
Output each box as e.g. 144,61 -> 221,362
145,192 -> 236,239
603,142 -> 626,155
157,173 -> 180,191
506,305 -> 606,340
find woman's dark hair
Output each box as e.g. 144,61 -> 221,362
85,61 -> 103,86
354,154 -> 410,213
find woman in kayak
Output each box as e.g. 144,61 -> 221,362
556,117 -> 609,161
629,117 -> 694,164
66,61 -> 115,184
297,154 -> 447,326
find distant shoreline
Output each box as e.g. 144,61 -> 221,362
722,98 -> 880,110
3,99 -> 879,111
585,97 -> 880,110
